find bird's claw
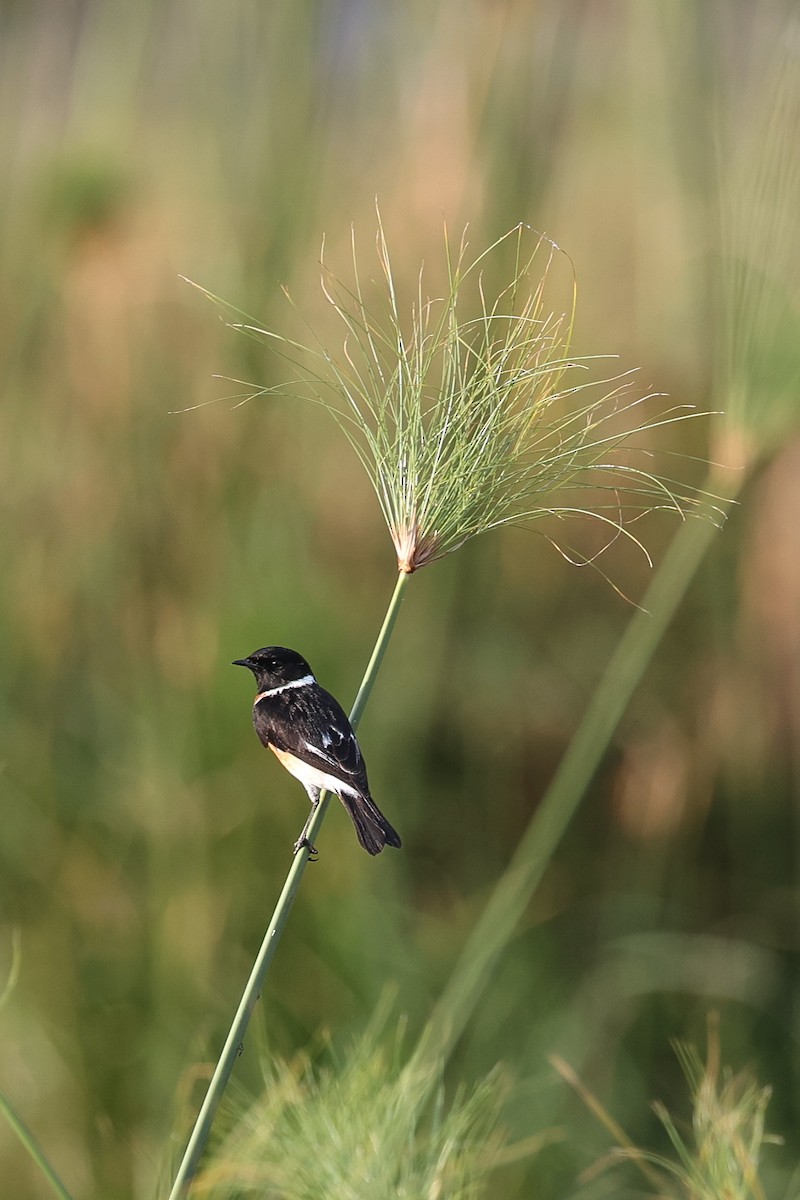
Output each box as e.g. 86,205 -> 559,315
293,837 -> 318,861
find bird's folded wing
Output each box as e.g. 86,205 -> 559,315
270,707 -> 366,789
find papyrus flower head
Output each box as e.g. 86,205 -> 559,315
207,216 -> 713,574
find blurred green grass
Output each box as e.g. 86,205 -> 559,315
1,3 -> 799,1197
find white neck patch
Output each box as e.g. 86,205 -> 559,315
254,674 -> 315,702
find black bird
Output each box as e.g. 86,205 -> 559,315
233,646 -> 402,857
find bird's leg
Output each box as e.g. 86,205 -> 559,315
293,785 -> 321,859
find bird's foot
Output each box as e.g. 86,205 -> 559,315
293,836 -> 318,861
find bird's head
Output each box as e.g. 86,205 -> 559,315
232,646 -> 314,690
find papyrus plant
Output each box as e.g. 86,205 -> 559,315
554,1017 -> 779,1199
170,217 -> 712,1197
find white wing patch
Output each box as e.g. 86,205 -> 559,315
302,737 -> 355,765
302,739 -> 330,760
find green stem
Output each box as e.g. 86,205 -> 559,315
0,1089 -> 75,1200
412,484 -> 740,1072
167,569 -> 410,1199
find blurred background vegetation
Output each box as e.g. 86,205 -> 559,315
1,2 -> 799,1197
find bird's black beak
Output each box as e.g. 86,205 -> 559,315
232,658 -> 252,668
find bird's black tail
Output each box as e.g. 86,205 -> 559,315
340,792 -> 402,856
